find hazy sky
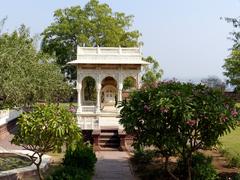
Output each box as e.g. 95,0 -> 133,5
1,0 -> 240,81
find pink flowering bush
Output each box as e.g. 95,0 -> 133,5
120,81 -> 240,179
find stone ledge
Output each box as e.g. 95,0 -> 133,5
0,150 -> 51,180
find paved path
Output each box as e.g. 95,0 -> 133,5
93,151 -> 136,180
0,133 -> 23,151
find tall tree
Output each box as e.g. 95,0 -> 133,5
141,56 -> 163,86
223,17 -> 240,91
41,0 -> 141,80
0,25 -> 70,109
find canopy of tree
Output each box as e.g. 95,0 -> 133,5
223,17 -> 240,91
120,81 -> 239,179
41,0 -> 141,79
0,25 -> 70,109
12,104 -> 81,180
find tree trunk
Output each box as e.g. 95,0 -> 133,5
36,164 -> 44,180
164,156 -> 169,171
186,153 -> 192,180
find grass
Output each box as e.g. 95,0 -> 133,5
58,102 -> 77,109
219,127 -> 240,167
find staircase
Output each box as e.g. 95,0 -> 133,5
99,129 -> 120,150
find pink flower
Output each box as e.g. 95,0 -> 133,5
186,120 -> 197,127
160,107 -> 169,113
69,106 -> 77,113
221,116 -> 228,123
231,110 -> 238,117
144,105 -> 150,112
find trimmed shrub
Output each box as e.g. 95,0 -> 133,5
47,142 -> 97,180
63,142 -> 97,174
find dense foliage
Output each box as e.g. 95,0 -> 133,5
120,81 -> 240,179
48,141 -> 97,180
12,104 -> 81,180
41,0 -> 141,79
0,25 -> 70,109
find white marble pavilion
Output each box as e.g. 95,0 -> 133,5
69,46 -> 148,130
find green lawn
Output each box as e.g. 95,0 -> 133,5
219,127 -> 240,157
58,102 -> 77,109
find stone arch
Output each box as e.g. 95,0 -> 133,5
79,73 -> 97,84
101,76 -> 118,108
100,74 -> 118,84
82,76 -> 97,105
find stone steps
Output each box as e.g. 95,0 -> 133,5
99,129 -> 120,150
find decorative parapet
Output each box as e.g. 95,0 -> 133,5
69,46 -> 148,65
77,46 -> 141,56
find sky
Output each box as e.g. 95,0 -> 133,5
1,0 -> 240,81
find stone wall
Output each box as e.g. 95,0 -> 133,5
0,109 -> 22,139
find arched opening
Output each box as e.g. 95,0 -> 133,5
101,76 -> 117,110
82,76 -> 97,105
123,76 -> 137,90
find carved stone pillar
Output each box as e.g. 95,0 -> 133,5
77,82 -> 82,113
118,82 -> 123,103
96,82 -> 101,113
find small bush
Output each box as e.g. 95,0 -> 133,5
47,142 -> 97,180
219,147 -> 240,168
232,173 -> 240,180
47,166 -> 91,180
63,142 -> 97,174
229,156 -> 240,168
177,152 -> 218,180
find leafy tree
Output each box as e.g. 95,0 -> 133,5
223,50 -> 240,91
223,17 -> 240,91
83,76 -> 96,101
224,17 -> 240,50
120,81 -> 239,180
123,77 -> 136,90
0,17 -> 7,34
41,0 -> 141,80
0,25 -> 70,109
12,104 -> 81,180
141,56 -> 163,86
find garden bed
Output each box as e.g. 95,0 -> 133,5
0,153 -> 32,171
130,149 -> 240,180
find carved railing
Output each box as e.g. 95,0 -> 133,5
81,106 -> 96,113
77,115 -> 99,129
